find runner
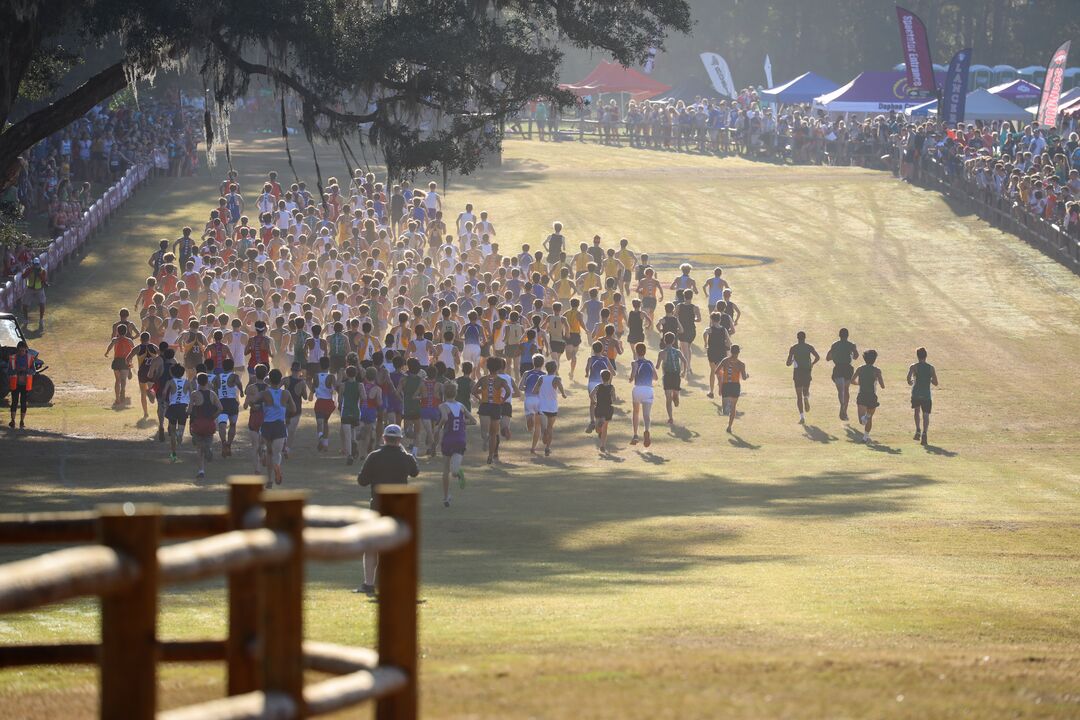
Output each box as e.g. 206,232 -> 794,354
438,384 -> 475,507
628,342 -> 655,447
282,361 -> 307,458
358,366 -> 383,458
851,349 -> 884,443
129,332 -> 158,418
907,347 -> 938,446
657,332 -> 686,425
519,353 -> 546,453
675,289 -> 700,376
214,358 -> 244,458
400,357 -> 424,456
537,360 -> 567,456
243,364 -> 270,473
338,365 -> 362,465
104,324 -> 135,407
703,312 -> 731,399
188,373 -> 222,479
258,369 -> 296,488
825,328 -> 859,421
785,331 -> 820,424
473,357 -> 511,464
312,356 -> 336,451
584,341 -> 614,433
162,363 -> 190,463
590,369 -> 616,453
717,345 -> 748,433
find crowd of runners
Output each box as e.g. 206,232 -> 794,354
97,168 -> 940,502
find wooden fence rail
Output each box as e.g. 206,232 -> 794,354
0,477 -> 420,720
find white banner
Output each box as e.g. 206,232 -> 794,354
700,52 -> 736,98
643,46 -> 658,75
764,55 -> 773,88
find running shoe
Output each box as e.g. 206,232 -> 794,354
457,469 -> 466,489
170,452 -> 177,463
585,421 -> 595,434
196,470 -> 205,479
643,430 -> 651,447
913,431 -> 922,441
630,435 -> 640,445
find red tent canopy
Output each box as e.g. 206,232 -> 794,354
559,61 -> 671,101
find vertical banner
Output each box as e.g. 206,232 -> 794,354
764,54 -> 775,115
700,52 -> 736,98
942,48 -> 972,124
1037,41 -> 1071,128
896,6 -> 937,95
643,46 -> 658,75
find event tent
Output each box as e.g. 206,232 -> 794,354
814,71 -> 945,113
1023,86 -> 1080,117
759,72 -> 840,104
987,79 -> 1042,105
904,88 -> 1034,122
559,61 -> 671,101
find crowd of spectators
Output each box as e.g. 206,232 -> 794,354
3,99 -> 200,278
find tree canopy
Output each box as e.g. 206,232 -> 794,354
0,0 -> 692,188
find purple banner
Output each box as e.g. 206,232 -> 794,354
896,6 -> 937,96
942,48 -> 972,124
1037,41 -> 1071,128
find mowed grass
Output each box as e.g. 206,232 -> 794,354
2,137 -> 1080,718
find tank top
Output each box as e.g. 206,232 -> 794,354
293,330 -> 310,364
443,401 -> 466,444
463,322 -> 483,345
328,333 -> 348,358
248,335 -> 270,366
412,338 -> 431,363
113,336 -> 134,359
594,384 -> 614,414
857,365 -> 877,396
420,379 -> 439,408
791,343 -> 812,369
194,390 -> 217,419
587,355 -> 608,383
437,343 -> 456,367
218,372 -> 237,399
721,362 -> 743,384
308,337 -> 325,363
548,316 -> 566,342
538,374 -> 559,409
676,302 -> 697,330
362,381 -> 380,408
263,388 -> 286,423
478,375 -> 507,404
628,311 -> 644,338
285,376 -> 304,415
632,359 -> 655,386
314,372 -> 334,400
340,379 -> 361,417
911,362 -> 933,399
171,378 -> 190,405
207,342 -> 228,371
523,369 -> 545,395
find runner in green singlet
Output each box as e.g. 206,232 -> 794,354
339,365 -> 362,464
826,328 -> 858,421
851,349 -> 884,444
906,347 -> 939,446
785,331 -> 820,424
400,358 -> 424,456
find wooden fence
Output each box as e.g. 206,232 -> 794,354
0,477 -> 419,720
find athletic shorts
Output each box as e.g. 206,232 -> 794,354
707,345 -> 728,364
111,358 -> 129,372
360,407 -> 378,424
911,396 -> 932,414
260,420 -> 287,441
306,363 -> 321,379
441,439 -> 466,457
678,330 -> 696,344
627,332 -> 644,345
587,380 -> 600,395
642,297 -> 657,313
501,402 -> 513,418
462,344 -> 481,365
662,371 -> 681,391
403,404 -> 421,421
341,415 -> 360,427
314,398 -> 336,418
191,416 -> 217,438
632,386 -> 654,404
595,407 -> 614,422
832,365 -> 854,382
524,395 -> 540,416
420,406 -> 440,421
721,382 -> 741,399
550,340 -> 566,354
166,404 -> 188,424
478,402 -> 502,420
793,368 -> 812,387
183,352 -> 201,370
857,394 -> 879,409
567,333 -> 582,347
219,398 -> 239,418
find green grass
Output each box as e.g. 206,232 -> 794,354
2,137 -> 1080,718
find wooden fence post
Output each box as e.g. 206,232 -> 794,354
227,477 -> 264,695
375,486 -> 419,720
261,492 -> 306,717
98,504 -> 160,720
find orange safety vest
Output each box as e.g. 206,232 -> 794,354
8,354 -> 33,391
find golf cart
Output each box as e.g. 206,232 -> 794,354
0,312 -> 55,404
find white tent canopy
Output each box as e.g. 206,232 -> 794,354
904,88 -> 1034,122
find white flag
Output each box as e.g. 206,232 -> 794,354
764,54 -> 773,88
643,46 -> 658,75
700,52 -> 736,98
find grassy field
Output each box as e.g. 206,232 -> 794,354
2,136 -> 1080,718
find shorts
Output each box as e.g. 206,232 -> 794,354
542,410 -> 558,418
595,407 -> 614,422
314,398 -> 336,418
501,402 -> 513,418
360,407 -> 378,424
662,371 -> 681,391
857,394 -> 879,409
631,386 -> 654,404
25,288 -> 46,306
793,368 -> 812,387
219,398 -> 239,418
478,402 -> 502,420
832,366 -> 854,382
191,416 -> 217,438
306,363 -> 321,379
111,358 -> 129,372
707,345 -> 728,364
260,420 -> 288,441
462,344 -> 481,365
622,269 -> 633,283
441,439 -> 466,457
505,345 -> 521,358
183,352 -> 201,371
166,404 -> 188,424
721,382 -> 741,399
587,380 -> 600,395
642,297 -> 657,313
567,333 -> 582,347
420,406 -> 440,421
678,330 -> 696,344
550,340 -> 566,354
911,396 -> 932,414
341,415 -> 360,427
403,404 -> 421,421
524,395 -> 541,416
627,332 -> 644,345
248,410 -> 264,431
138,366 -> 152,384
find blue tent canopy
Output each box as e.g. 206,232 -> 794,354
760,72 -> 840,104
